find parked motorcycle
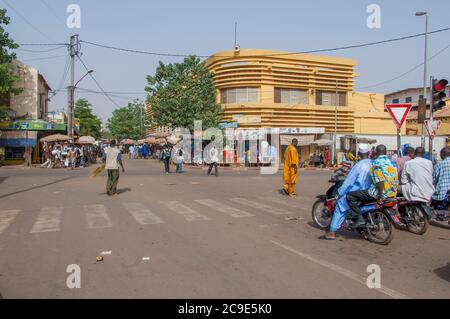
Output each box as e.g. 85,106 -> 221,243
312,180 -> 397,245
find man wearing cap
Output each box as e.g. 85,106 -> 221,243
325,143 -> 373,240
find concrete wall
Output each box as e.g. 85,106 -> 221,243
9,60 -> 39,119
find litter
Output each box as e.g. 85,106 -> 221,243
142,257 -> 150,261
285,217 -> 299,221
101,251 -> 112,255
96,256 -> 104,262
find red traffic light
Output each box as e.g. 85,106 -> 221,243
433,79 -> 448,92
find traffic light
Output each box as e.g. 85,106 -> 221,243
432,79 -> 448,112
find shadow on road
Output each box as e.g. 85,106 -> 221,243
434,263 -> 450,282
0,176 -> 75,199
117,188 -> 131,194
0,176 -> 8,184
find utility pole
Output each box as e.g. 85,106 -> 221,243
429,75 -> 434,160
416,12 -> 428,148
67,34 -> 79,137
332,80 -> 338,166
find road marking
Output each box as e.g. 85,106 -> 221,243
123,202 -> 165,225
261,196 -> 312,212
160,201 -> 210,222
230,198 -> 293,215
30,207 -> 62,233
195,199 -> 254,218
270,240 -> 408,299
85,204 -> 112,229
0,210 -> 20,235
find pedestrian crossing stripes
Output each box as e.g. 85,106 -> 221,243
0,196 -> 306,236
85,204 -> 112,229
195,199 -> 254,218
30,207 -> 62,233
0,210 -> 20,235
122,202 -> 165,225
229,198 -> 293,215
160,201 -> 209,222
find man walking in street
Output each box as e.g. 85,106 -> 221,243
207,145 -> 219,176
325,143 -> 373,240
160,145 -> 171,174
129,144 -> 135,160
102,140 -> 125,196
283,138 -> 299,197
400,147 -> 434,203
346,144 -> 398,223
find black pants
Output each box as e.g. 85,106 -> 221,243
346,190 -> 377,218
207,162 -> 218,176
163,159 -> 170,173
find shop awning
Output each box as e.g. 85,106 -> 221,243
280,134 -> 315,146
0,131 -> 37,147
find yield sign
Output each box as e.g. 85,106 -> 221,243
385,103 -> 412,129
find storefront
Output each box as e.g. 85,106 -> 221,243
0,120 -> 66,164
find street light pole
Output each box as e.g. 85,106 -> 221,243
416,12 -> 428,148
332,80 -> 338,166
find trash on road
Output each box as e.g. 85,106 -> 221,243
101,251 -> 112,255
142,257 -> 150,262
96,256 -> 104,262
285,217 -> 299,221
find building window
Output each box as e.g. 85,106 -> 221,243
220,87 -> 258,104
315,90 -> 346,106
274,88 -> 308,104
418,95 -> 424,100
405,97 -> 412,103
392,98 -> 399,104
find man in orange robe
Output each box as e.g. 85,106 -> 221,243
283,139 -> 299,197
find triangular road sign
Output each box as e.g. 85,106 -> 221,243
385,103 -> 412,129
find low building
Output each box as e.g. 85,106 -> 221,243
0,60 -> 65,164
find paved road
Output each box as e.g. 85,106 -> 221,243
0,159 -> 449,298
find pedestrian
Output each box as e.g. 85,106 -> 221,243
68,146 -> 76,170
160,145 -> 171,174
282,138 -> 299,197
207,145 -> 219,176
142,143 -> 148,159
102,140 -> 125,196
129,144 -> 135,160
175,148 -> 184,173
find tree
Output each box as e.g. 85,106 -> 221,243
0,9 -> 21,121
74,98 -> 102,139
107,100 -> 147,140
145,56 -> 222,132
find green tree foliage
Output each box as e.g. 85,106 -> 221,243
145,56 -> 222,132
0,9 -> 21,121
107,100 -> 147,140
74,98 -> 102,139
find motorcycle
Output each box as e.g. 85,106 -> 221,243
312,180 -> 397,245
393,197 -> 433,235
431,190 -> 450,224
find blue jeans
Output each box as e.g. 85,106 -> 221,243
176,162 -> 183,173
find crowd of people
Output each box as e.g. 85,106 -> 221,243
324,144 -> 450,239
40,143 -> 96,169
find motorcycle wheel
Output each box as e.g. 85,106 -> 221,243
405,205 -> 429,235
311,199 -> 331,230
365,210 -> 395,245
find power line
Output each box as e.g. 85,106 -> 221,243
38,0 -> 68,27
16,45 -> 67,53
1,0 -> 54,42
17,43 -> 68,46
80,26 -> 450,58
356,42 -> 450,90
20,54 -> 68,62
76,55 -> 122,108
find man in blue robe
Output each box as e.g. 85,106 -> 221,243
325,143 -> 373,240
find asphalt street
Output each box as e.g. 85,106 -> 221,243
0,159 -> 449,298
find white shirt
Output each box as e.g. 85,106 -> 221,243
401,157 -> 435,202
105,147 -> 121,170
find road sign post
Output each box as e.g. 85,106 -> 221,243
385,103 -> 412,155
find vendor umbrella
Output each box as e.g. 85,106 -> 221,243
41,134 -> 73,143
78,136 -> 95,144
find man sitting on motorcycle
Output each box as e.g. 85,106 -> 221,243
400,147 -> 434,203
325,143 -> 373,240
346,144 -> 399,225
433,147 -> 450,205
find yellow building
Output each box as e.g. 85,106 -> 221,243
204,49 -> 398,135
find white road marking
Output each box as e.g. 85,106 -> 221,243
160,201 -> 210,222
270,240 -> 408,299
0,210 -> 20,235
85,204 -> 112,229
258,224 -> 281,228
230,198 -> 293,215
123,202 -> 165,225
195,199 -> 254,218
100,251 -> 112,255
30,207 -> 62,233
